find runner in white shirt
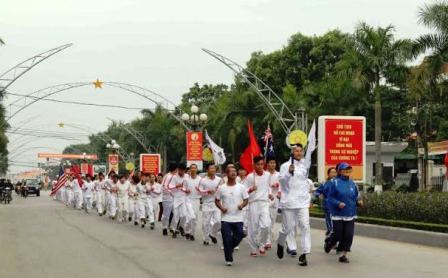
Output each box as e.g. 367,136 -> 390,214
147,173 -> 161,230
197,164 -> 223,245
64,174 -> 74,207
266,157 -> 280,249
244,156 -> 274,257
168,164 -> 189,238
161,163 -> 177,236
72,176 -> 83,210
94,172 -> 106,216
128,175 -> 141,226
184,164 -> 201,241
82,175 -> 95,213
108,174 -> 119,220
277,144 -> 312,267
116,175 -> 130,222
215,165 -> 249,266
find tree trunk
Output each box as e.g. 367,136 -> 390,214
374,85 -> 383,189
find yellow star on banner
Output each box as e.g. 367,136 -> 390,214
58,122 -> 64,128
93,78 -> 103,89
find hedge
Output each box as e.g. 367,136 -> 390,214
358,192 -> 448,224
310,209 -> 448,233
311,192 -> 448,233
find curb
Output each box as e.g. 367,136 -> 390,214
310,217 -> 448,249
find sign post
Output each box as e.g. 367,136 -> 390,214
318,116 -> 366,183
186,131 -> 203,170
108,154 -> 119,174
140,154 -> 161,175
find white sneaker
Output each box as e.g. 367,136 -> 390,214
220,246 -> 224,250
226,262 -> 232,266
234,246 -> 239,250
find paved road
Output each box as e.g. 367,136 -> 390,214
1,194 -> 447,278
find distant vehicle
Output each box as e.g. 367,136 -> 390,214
25,179 -> 40,197
0,178 -> 13,204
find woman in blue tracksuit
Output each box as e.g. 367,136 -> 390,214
314,167 -> 337,236
324,162 -> 362,263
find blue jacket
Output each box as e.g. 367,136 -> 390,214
327,176 -> 358,218
314,180 -> 332,211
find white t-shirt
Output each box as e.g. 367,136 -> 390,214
244,171 -> 271,203
185,175 -> 201,199
83,181 -> 95,197
161,172 -> 175,202
117,181 -> 130,199
279,159 -> 311,209
169,174 -> 188,207
148,182 -> 162,203
216,182 -> 249,223
198,176 -> 223,211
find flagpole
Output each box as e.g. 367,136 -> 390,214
264,122 -> 270,163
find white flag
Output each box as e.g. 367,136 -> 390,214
205,131 -> 226,165
304,120 -> 317,170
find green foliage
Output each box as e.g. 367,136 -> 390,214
358,192 -> 448,224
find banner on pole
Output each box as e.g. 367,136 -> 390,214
186,131 -> 203,170
108,154 -> 119,174
140,154 -> 161,175
318,116 -> 366,183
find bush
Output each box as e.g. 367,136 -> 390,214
358,192 -> 448,225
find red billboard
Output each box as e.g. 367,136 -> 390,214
140,154 -> 161,175
186,131 -> 203,161
318,116 -> 366,183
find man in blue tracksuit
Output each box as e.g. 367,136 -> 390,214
314,167 -> 337,237
324,162 -> 362,263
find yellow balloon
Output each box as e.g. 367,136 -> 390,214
125,162 -> 135,171
287,130 -> 308,148
203,147 -> 214,162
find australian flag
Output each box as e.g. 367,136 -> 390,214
259,124 -> 275,160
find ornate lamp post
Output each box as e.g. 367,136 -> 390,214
181,105 -> 208,131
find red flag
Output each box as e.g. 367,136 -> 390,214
239,121 -> 261,173
88,164 -> 94,177
71,165 -> 84,187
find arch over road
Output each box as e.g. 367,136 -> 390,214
0,43 -> 73,93
6,81 -> 189,130
202,48 -> 300,134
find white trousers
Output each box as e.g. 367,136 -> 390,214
128,198 -> 141,221
247,201 -> 271,252
117,196 -> 129,221
96,190 -> 106,215
73,191 -> 83,209
185,198 -> 200,236
202,208 -> 221,242
142,198 -> 155,223
172,202 -> 188,232
161,200 -> 174,229
151,198 -> 160,222
277,208 -> 311,254
65,189 -> 73,207
84,196 -> 93,212
109,194 -> 118,218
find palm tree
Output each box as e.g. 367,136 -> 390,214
414,1 -> 448,89
339,22 -> 411,188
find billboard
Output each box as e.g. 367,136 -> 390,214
186,131 -> 203,170
140,154 -> 161,175
318,116 -> 366,183
108,154 -> 119,174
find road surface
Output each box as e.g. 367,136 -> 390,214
0,194 -> 447,278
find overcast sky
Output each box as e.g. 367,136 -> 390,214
1,0 -> 430,173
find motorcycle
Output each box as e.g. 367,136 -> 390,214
1,187 -> 12,204
21,185 -> 28,198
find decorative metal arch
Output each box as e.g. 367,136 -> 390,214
202,48 -> 298,134
0,43 -> 73,93
6,81 -> 189,129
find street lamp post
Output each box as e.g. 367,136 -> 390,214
181,105 -> 208,131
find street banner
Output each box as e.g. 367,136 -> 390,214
318,116 -> 366,183
108,154 -> 119,174
186,131 -> 203,170
140,154 -> 161,175
37,153 -> 98,160
428,140 -> 448,155
80,163 -> 89,174
93,164 -> 107,175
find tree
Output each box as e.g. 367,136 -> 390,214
338,22 -> 411,187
